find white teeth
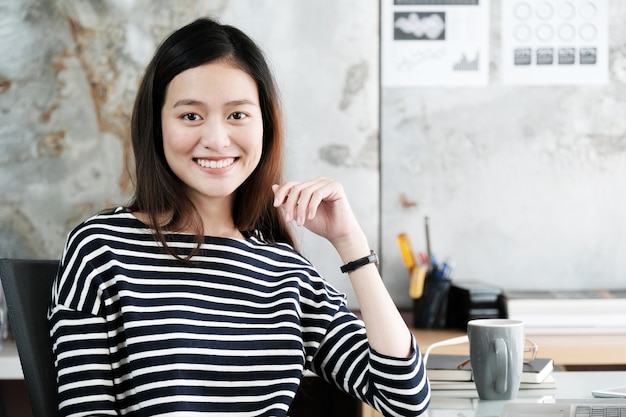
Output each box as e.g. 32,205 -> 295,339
197,158 -> 235,169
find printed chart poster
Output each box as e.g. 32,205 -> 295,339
501,0 -> 608,85
381,0 -> 490,87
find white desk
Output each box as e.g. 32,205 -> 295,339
0,339 -> 23,379
425,371 -> 626,417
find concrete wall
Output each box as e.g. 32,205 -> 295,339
381,0 -> 626,308
0,0 -> 378,305
2,0 -> 625,310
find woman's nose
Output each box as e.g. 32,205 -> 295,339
199,119 -> 231,149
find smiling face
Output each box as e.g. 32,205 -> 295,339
161,60 -> 263,209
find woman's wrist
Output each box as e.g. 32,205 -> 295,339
331,231 -> 371,265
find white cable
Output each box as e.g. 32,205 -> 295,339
423,335 -> 469,366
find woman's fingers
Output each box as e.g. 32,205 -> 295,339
272,177 -> 333,226
303,178 -> 335,220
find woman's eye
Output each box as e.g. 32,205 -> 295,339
183,113 -> 201,121
229,112 -> 247,120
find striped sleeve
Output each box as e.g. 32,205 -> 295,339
49,306 -> 117,416
308,304 -> 430,416
49,222 -> 119,417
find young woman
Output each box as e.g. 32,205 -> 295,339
48,18 -> 430,416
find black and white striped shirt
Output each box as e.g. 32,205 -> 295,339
48,208 -> 430,416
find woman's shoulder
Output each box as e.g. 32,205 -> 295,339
243,237 -> 345,298
243,235 -> 311,266
65,207 -> 149,245
73,207 -> 141,228
237,237 -> 326,279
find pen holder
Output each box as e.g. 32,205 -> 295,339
412,276 -> 451,328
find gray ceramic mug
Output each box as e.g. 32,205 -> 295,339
468,319 -> 524,400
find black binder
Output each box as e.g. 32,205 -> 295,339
445,281 -> 508,330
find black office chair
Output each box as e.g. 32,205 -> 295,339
0,259 -> 59,417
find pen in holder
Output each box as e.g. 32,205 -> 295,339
396,228 -> 454,328
412,273 -> 451,329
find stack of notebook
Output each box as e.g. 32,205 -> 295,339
426,354 -> 555,391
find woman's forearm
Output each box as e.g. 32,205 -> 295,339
333,233 -> 413,358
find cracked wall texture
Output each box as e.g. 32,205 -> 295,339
3,0 -> 625,308
0,0 -> 378,305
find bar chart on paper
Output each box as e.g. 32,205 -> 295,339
381,0 -> 490,86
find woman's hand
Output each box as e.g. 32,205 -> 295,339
271,177 -> 364,249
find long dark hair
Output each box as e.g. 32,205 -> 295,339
127,18 -> 295,257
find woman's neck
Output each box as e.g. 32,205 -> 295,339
191,195 -> 243,239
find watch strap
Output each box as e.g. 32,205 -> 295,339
340,250 -> 379,273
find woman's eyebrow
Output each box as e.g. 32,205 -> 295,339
225,99 -> 258,107
172,98 -> 257,107
172,99 -> 204,108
